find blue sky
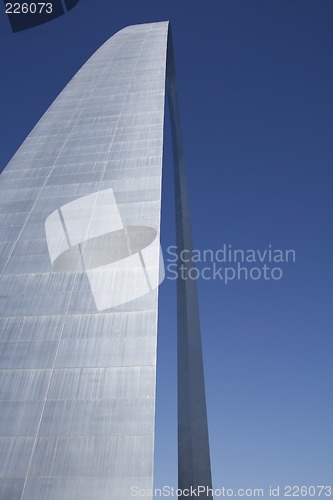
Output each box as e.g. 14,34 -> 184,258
1,0 -> 332,496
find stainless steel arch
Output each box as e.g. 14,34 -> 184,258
0,21 -> 212,499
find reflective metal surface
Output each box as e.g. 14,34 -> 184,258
0,22 -> 168,499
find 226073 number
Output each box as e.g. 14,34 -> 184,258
5,3 -> 53,14
284,486 -> 332,497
